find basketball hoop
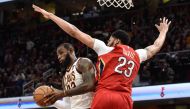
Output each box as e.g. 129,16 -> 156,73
97,0 -> 134,9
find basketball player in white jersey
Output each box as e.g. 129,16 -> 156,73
48,43 -> 96,109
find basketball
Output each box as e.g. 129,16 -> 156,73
33,85 -> 54,107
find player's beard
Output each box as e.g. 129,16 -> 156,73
61,53 -> 72,70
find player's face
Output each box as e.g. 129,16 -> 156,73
57,47 -> 71,64
107,36 -> 118,47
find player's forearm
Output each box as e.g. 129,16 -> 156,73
48,13 -> 94,48
62,83 -> 95,97
153,31 -> 167,50
146,31 -> 167,59
48,13 -> 78,38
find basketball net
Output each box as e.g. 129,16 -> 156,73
97,0 -> 134,9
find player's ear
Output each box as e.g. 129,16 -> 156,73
115,39 -> 120,45
69,48 -> 74,54
117,39 -> 121,44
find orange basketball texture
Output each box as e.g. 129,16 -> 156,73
33,85 -> 54,107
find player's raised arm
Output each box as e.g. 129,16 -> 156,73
32,4 -> 95,48
145,17 -> 171,60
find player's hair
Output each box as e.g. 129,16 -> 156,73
111,29 -> 131,45
57,43 -> 75,51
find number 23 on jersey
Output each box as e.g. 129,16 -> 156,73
114,57 -> 135,77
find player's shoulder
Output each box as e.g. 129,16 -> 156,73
76,57 -> 94,73
76,57 -> 93,66
78,57 -> 92,63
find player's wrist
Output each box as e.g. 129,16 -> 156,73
159,31 -> 167,38
160,30 -> 167,34
60,90 -> 67,97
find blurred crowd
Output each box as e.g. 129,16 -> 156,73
0,3 -> 190,98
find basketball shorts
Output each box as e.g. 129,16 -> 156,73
91,89 -> 133,109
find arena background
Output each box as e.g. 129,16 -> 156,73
0,0 -> 190,109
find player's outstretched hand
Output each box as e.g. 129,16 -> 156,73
155,17 -> 171,33
32,4 -> 51,19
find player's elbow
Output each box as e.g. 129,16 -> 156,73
147,48 -> 160,59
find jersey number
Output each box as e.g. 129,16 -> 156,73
114,57 -> 135,77
66,82 -> 76,90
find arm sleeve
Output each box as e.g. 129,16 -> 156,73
135,49 -> 148,63
93,39 -> 114,56
52,97 -> 70,109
